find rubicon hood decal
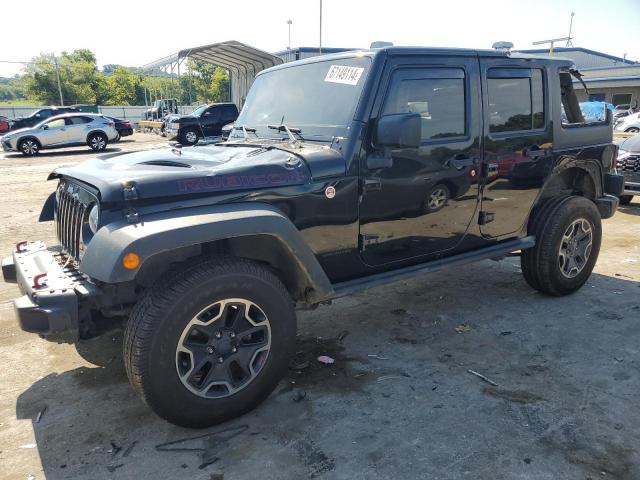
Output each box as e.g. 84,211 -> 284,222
51,143 -> 339,203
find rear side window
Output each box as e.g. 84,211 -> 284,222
68,116 -> 93,125
487,68 -> 544,133
383,69 -> 466,141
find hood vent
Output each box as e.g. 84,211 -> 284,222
138,160 -> 192,168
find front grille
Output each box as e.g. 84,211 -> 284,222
617,155 -> 640,173
55,183 -> 88,260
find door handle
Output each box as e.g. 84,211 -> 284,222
363,178 -> 382,192
450,157 -> 479,169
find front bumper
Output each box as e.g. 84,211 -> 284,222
2,138 -> 13,151
2,241 -> 97,343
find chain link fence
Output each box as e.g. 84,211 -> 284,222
0,105 -> 197,122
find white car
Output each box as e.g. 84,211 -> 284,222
614,111 -> 640,133
1,113 -> 118,156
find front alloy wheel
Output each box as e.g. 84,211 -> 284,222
19,139 -> 39,156
176,298 -> 271,398
558,218 -> 593,278
426,184 -> 450,212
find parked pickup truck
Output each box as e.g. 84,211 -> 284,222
2,47 -> 623,428
164,102 -> 239,145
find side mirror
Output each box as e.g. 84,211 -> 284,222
375,113 -> 421,148
42,124 -> 49,130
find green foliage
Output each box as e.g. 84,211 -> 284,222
19,49 -> 230,106
0,76 -> 26,102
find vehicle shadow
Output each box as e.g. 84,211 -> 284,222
2,148 -> 122,159
619,203 -> 639,216
15,266 -> 640,479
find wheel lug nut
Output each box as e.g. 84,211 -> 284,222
218,356 -> 224,364
232,347 -> 237,353
215,331 -> 222,339
230,332 -> 236,339
206,346 -> 214,354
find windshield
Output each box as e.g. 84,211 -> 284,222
190,105 -> 207,117
231,56 -> 371,140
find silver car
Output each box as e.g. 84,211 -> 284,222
1,113 -> 119,156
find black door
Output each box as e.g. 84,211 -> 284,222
201,107 -> 222,137
359,56 -> 482,266
478,59 -> 553,238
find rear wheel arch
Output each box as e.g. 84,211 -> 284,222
538,165 -> 600,203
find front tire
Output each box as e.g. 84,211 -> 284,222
425,184 -> 450,212
123,257 -> 296,428
18,138 -> 40,156
181,128 -> 199,146
521,196 -> 601,296
625,127 -> 639,133
88,132 -> 108,151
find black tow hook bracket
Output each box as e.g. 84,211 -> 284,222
123,184 -> 139,201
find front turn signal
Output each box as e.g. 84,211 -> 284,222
122,252 -> 140,270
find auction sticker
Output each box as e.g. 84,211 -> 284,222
325,65 -> 364,85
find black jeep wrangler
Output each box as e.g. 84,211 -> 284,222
2,47 -> 624,428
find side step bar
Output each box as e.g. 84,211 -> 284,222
331,236 -> 535,299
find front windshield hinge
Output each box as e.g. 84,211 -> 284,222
268,124 -> 302,147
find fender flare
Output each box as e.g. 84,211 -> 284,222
539,157 -> 604,200
79,202 -> 335,303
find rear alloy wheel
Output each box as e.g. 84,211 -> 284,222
182,128 -> 199,146
521,196 -> 601,296
88,133 -> 107,151
19,138 -> 39,156
123,257 -> 296,428
425,184 -> 450,212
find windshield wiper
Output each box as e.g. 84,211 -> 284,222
232,125 -> 259,140
268,124 -> 303,146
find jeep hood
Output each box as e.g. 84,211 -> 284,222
51,143 -> 345,203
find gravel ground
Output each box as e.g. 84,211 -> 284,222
0,133 -> 639,480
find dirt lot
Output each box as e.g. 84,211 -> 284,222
1,133 -> 639,479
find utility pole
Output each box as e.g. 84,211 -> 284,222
53,55 -> 64,106
287,19 -> 293,49
566,12 -> 575,47
319,0 -> 323,54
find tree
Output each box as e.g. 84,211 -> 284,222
22,49 -> 104,105
186,59 -> 230,104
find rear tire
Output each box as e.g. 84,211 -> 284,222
88,132 -> 108,151
521,196 -> 601,296
123,257 -> 296,428
18,138 -> 40,156
619,195 -> 633,205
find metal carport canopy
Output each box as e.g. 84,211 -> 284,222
143,41 -> 283,108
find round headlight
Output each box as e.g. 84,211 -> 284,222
88,204 -> 99,233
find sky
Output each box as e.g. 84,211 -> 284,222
1,0 -> 639,77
